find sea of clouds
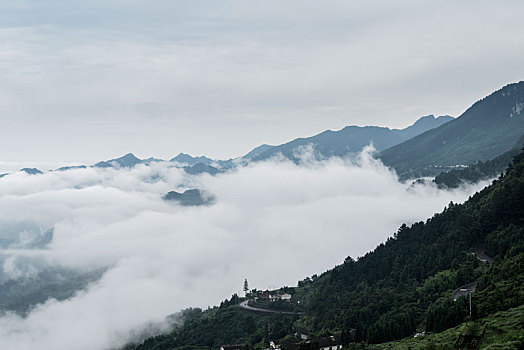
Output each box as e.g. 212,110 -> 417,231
0,150 -> 490,350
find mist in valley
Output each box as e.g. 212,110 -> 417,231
0,150 -> 490,350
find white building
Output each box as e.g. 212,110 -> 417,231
280,293 -> 292,301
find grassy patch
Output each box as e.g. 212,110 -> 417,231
367,305 -> 524,350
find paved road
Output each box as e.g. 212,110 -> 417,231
469,248 -> 494,265
452,282 -> 477,301
239,300 -> 304,315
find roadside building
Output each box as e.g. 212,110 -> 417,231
280,293 -> 292,301
258,292 -> 272,300
294,327 -> 311,340
317,335 -> 343,350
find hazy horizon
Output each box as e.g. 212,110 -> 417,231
0,112 -> 455,172
1,1 -> 523,163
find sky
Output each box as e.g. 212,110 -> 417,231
0,149 -> 491,349
0,0 -> 523,164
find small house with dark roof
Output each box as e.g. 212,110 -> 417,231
258,292 -> 272,300
317,335 -> 343,350
294,327 -> 311,340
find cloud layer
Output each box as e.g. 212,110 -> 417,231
0,153 -> 490,349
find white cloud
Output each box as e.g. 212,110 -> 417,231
0,152 -> 490,349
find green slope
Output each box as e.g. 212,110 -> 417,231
434,134 -> 524,188
302,150 -> 524,344
379,82 -> 524,178
370,305 -> 524,350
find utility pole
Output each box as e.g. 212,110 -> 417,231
453,283 -> 475,318
469,292 -> 472,317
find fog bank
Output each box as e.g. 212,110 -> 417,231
0,152 -> 489,349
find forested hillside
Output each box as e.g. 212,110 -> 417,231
380,82 -> 524,178
434,134 -> 524,188
132,150 -> 524,349
305,150 -> 524,343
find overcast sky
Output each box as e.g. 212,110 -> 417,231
1,0 -> 523,164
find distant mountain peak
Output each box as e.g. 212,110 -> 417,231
405,114 -> 454,127
20,168 -> 43,175
170,153 -> 213,165
122,153 -> 139,160
411,114 -> 434,124
163,188 -> 215,206
173,152 -> 191,159
94,153 -> 143,168
55,165 -> 87,172
118,153 -> 140,163
396,115 -> 454,140
184,163 -> 220,176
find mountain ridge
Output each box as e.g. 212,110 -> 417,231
170,153 -> 214,166
379,81 -> 524,178
46,114 -> 451,175
246,115 -> 453,163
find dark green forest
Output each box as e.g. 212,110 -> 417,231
434,134 -> 524,188
132,150 -> 524,350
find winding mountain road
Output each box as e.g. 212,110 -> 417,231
239,300 -> 304,315
469,248 -> 494,265
452,282 -> 477,301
